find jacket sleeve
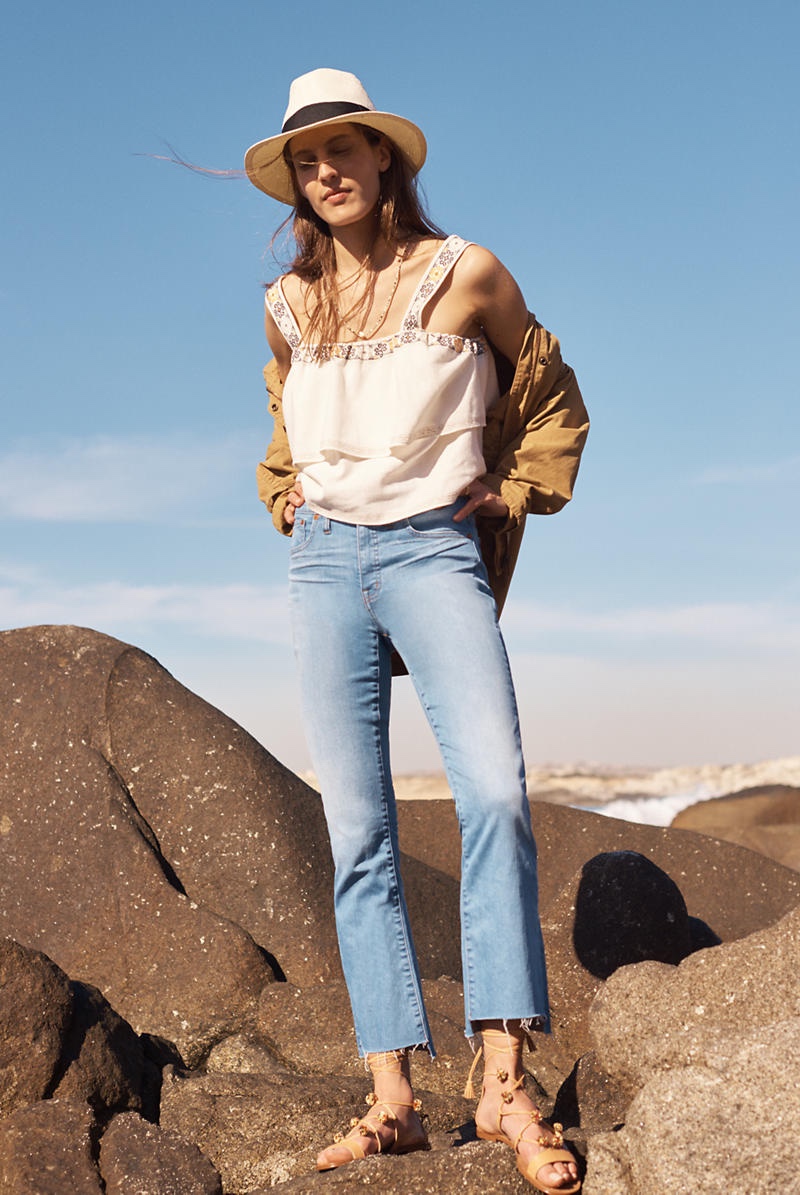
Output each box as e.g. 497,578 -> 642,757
256,359 -> 297,536
481,321 -> 589,528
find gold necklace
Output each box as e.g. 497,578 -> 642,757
340,245 -> 408,341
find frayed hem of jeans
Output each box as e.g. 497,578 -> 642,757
360,1040 -> 435,1069
465,1015 -> 548,1053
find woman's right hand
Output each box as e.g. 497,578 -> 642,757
284,479 -> 305,526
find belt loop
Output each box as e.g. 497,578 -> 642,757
323,517 -> 332,534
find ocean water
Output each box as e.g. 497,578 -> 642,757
584,788 -> 715,826
528,757 -> 800,827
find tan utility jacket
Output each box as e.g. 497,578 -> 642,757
256,312 -> 589,616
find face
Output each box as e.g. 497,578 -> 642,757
287,123 -> 391,228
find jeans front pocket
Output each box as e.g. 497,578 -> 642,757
405,499 -> 470,538
289,508 -> 318,555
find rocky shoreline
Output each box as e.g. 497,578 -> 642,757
1,624 -> 798,1193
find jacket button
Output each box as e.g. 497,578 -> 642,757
270,402 -> 279,411
538,356 -> 548,366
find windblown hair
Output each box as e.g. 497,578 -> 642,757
274,126 -> 445,346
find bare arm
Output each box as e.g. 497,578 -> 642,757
451,246 -> 529,522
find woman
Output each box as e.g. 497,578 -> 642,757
246,68 -> 588,1193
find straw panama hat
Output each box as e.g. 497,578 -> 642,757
244,68 -> 427,205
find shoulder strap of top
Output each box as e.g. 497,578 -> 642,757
401,235 -> 472,332
265,276 -> 302,349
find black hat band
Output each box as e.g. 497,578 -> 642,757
282,100 -> 371,134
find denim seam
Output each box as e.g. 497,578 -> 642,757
369,639 -> 432,1056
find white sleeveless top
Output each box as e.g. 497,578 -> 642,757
265,235 -> 499,524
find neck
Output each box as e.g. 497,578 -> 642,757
330,218 -> 397,279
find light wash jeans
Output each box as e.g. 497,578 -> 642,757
288,498 -> 550,1057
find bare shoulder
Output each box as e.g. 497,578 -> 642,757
455,242 -> 520,298
454,242 -> 529,361
264,272 -> 297,377
278,270 -> 305,307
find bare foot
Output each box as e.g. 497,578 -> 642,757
476,1081 -> 579,1189
473,1029 -> 579,1191
316,1100 -> 427,1169
316,1050 -> 429,1172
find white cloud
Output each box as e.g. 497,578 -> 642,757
0,575 -> 290,645
502,598 -> 800,652
0,433 -> 259,522
693,455 -> 800,485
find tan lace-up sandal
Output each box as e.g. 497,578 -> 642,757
465,1029 -> 581,1194
316,1049 -> 430,1172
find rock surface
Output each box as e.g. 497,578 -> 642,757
99,1111 -> 223,1195
0,1099 -> 103,1194
0,626 -> 463,1067
0,938 -> 160,1121
671,784 -> 800,869
3,624 -> 800,1193
397,796 -> 800,937
584,904 -> 800,1193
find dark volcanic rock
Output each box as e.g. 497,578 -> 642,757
251,1139 -> 542,1192
0,938 -> 73,1117
540,850 -> 695,1070
0,627 -> 278,1065
0,1099 -> 102,1194
0,938 -> 160,1121
99,1111 -> 222,1195
255,976 -> 472,1095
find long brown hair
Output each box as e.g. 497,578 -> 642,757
273,126 -> 445,346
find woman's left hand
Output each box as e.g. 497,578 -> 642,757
453,479 -> 509,521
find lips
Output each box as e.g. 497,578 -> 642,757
323,189 -> 349,203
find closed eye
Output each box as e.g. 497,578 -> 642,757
291,142 -> 356,171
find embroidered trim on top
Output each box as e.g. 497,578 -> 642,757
289,326 -> 485,364
266,284 -> 302,349
402,236 -> 469,332
267,235 -> 476,359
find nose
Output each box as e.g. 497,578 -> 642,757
316,156 -> 339,182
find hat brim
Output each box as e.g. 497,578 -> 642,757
244,111 -> 427,205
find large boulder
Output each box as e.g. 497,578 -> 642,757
671,784 -> 800,870
398,798 -> 800,940
159,1062 -> 536,1193
589,902 -> 800,1093
583,904 -> 800,1193
0,626 -> 462,1068
585,1018 -> 800,1194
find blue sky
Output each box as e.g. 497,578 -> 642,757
2,0 -> 798,773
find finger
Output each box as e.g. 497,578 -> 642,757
453,497 -> 481,522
